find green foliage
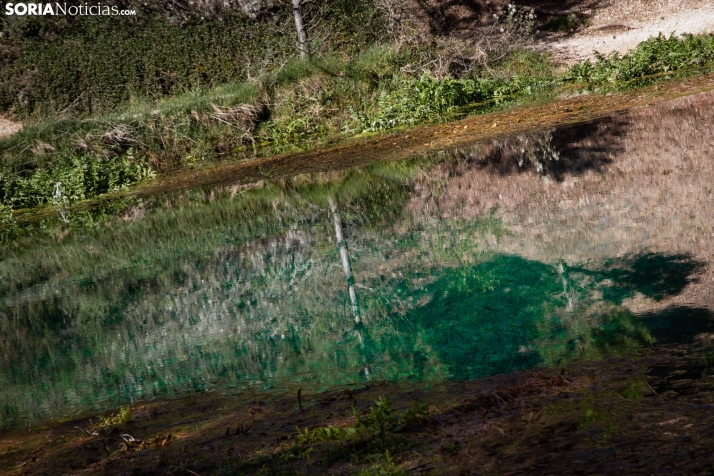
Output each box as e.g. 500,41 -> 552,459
357,34 -> 714,132
620,379 -> 650,399
355,396 -> 395,436
1,13 -> 277,116
99,405 -> 133,427
295,425 -> 359,444
0,2 -> 384,117
295,398 -> 429,446
355,451 -> 405,476
353,70 -> 556,132
353,74 -> 495,131
490,49 -> 559,80
0,202 -> 12,225
345,45 -> 412,85
565,33 -> 714,88
0,148 -> 153,210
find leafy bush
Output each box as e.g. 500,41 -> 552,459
98,405 -> 133,428
353,74 -> 491,131
0,148 -> 154,210
295,398 -> 429,445
352,73 -> 552,132
565,33 -> 714,87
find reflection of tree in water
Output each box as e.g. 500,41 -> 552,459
329,197 -> 361,324
452,114 -> 630,181
392,252 -> 708,381
569,252 -> 705,304
2,152 -> 712,428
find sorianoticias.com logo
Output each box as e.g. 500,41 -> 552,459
4,3 -> 136,15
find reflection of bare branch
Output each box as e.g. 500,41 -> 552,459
329,197 -> 361,324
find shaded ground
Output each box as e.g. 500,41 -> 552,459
542,0 -> 714,64
2,336 -> 714,475
435,0 -> 714,65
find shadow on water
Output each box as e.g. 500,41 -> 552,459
639,306 -> 714,345
571,252 -> 706,304
398,252 -> 708,381
401,255 -> 557,380
464,115 -> 630,181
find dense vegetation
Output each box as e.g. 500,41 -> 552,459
0,1 -> 380,115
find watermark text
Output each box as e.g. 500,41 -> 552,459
4,3 -> 136,16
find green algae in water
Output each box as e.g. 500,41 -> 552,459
406,256 -> 563,380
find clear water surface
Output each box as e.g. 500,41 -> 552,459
2,91 -> 713,428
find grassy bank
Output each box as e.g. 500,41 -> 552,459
2,33 -> 714,224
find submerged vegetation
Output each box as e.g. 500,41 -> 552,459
1,150 -> 701,427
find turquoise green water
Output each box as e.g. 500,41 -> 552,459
2,100 -> 713,429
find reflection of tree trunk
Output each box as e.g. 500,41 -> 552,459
292,0 -> 308,58
329,197 -> 361,324
556,261 -> 575,313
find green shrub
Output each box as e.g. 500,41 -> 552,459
0,1 -> 384,117
295,398 -> 429,446
0,148 -> 154,210
565,33 -> 714,87
352,73 -> 550,132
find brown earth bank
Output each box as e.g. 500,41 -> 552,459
2,341 -> 714,475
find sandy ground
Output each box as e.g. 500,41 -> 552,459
542,0 -> 714,64
0,115 -> 21,140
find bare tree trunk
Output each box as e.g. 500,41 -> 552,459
291,0 -> 308,58
329,198 -> 361,324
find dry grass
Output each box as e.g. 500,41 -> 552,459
0,115 -> 21,139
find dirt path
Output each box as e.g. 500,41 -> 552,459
541,0 -> 714,64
